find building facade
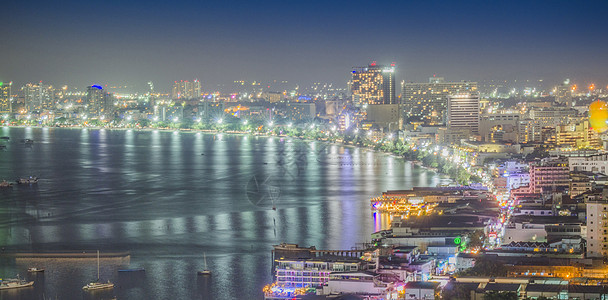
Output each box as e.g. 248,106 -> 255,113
172,79 -> 201,100
447,93 -> 480,134
402,78 -> 477,125
86,85 -> 114,118
23,82 -> 53,113
569,153 -> 608,173
0,81 -> 11,114
586,201 -> 608,258
351,63 -> 395,107
529,159 -> 570,194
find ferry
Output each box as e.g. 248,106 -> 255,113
0,277 -> 34,290
16,176 -> 38,184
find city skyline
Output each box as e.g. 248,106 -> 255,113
1,1 -> 608,92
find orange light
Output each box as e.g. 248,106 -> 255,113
589,100 -> 608,133
590,84 -> 596,91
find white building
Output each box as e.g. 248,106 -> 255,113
447,93 -> 480,134
503,223 -> 547,244
569,153 -> 608,173
274,257 -> 369,288
321,272 -> 388,296
586,201 -> 608,258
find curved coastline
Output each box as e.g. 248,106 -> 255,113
4,124 -> 445,179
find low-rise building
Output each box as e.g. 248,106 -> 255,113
404,281 -> 440,300
321,272 -> 388,296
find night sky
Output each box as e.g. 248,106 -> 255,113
1,0 -> 608,92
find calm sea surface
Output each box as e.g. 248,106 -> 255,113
0,127 -> 440,300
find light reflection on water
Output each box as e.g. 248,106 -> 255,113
0,127 -> 440,299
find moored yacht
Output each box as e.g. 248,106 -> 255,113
0,276 -> 34,290
17,176 -> 38,184
27,267 -> 45,273
0,180 -> 13,187
83,250 -> 114,291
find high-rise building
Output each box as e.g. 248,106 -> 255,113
350,62 -> 395,107
555,79 -> 573,106
23,82 -> 53,113
447,93 -> 480,134
586,199 -> 608,258
86,85 -> 114,118
402,78 -> 477,125
0,81 -> 11,114
172,80 -> 201,100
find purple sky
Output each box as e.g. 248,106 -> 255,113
1,0 -> 608,93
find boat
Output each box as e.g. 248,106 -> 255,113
0,276 -> 34,290
0,136 -> 9,140
197,252 -> 211,276
20,139 -> 34,144
83,250 -> 114,291
0,180 -> 13,188
16,176 -> 38,184
83,281 -> 114,291
27,267 -> 45,273
118,268 -> 145,272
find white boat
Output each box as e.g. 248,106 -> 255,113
0,276 -> 34,290
197,252 -> 211,276
16,176 -> 38,184
0,180 -> 13,188
83,281 -> 114,291
27,267 -> 44,273
83,250 -> 114,291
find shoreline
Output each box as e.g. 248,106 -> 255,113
0,250 -> 130,258
3,124 -> 449,180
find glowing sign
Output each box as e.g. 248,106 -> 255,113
454,237 -> 462,245
0,82 -> 3,86
589,100 -> 608,133
91,85 -> 103,90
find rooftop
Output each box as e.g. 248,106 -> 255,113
404,281 -> 440,290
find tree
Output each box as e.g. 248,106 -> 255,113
457,256 -> 507,277
441,283 -> 473,300
139,119 -> 151,127
483,291 -> 517,300
466,229 -> 486,249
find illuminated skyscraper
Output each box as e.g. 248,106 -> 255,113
402,77 -> 477,125
554,79 -> 573,106
86,85 -> 114,118
350,62 -> 395,107
23,82 -> 53,113
172,79 -> 202,100
447,93 -> 480,134
0,81 -> 11,114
